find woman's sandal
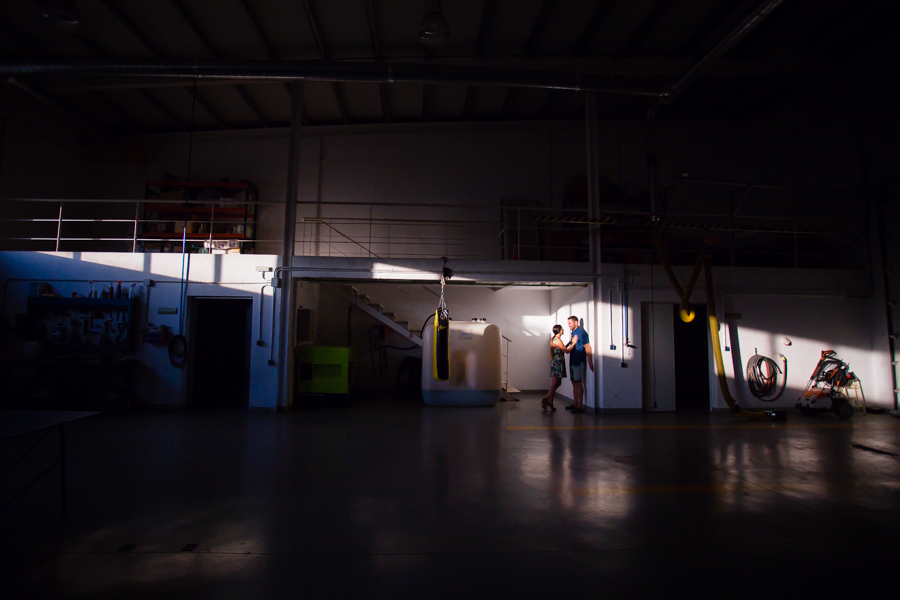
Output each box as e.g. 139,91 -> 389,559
540,397 -> 548,410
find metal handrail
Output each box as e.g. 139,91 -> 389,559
0,196 -> 847,267
501,334 -> 513,401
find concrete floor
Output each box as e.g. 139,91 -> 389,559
2,394 -> 899,599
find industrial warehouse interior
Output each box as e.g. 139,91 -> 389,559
1,0 -> 899,597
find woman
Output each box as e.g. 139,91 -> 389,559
541,324 -> 575,411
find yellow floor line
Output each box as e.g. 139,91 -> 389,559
505,423 -> 894,431
571,481 -> 899,496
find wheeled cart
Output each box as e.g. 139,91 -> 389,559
796,350 -> 858,420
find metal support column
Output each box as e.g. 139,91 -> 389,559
586,93 -> 603,411
277,82 -> 303,408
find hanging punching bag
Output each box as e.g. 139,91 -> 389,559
433,308 -> 450,381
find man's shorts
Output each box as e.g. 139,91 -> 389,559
570,362 -> 586,382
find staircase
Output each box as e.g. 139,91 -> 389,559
340,285 -> 517,399
344,285 -> 423,347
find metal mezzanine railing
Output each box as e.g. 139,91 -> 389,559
0,196 -> 855,268
0,197 -> 591,261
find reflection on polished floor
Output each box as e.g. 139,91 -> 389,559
2,393 -> 899,599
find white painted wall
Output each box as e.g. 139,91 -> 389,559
306,280 -> 558,393
593,263 -> 894,411
1,251 -> 891,410
2,84 -> 896,411
14,113 -> 863,261
549,285 -> 593,406
0,251 -> 281,408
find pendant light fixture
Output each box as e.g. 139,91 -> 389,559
418,0 -> 451,47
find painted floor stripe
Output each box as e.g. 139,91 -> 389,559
571,481 -> 900,496
506,423 -> 872,431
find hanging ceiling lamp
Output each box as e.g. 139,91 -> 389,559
418,0 -> 451,47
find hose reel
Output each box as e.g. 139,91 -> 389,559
746,353 -> 788,401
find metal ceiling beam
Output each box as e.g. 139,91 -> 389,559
750,1 -> 877,119
572,0 -> 617,58
1,59 -> 662,97
362,0 -> 389,123
36,58 -> 828,92
236,0 -> 275,59
474,0 -> 499,59
0,22 -> 39,55
500,89 -> 517,120
674,0 -> 738,58
524,0 -> 558,58
299,0 -> 348,124
235,0 -> 306,127
168,0 -> 269,128
87,90 -> 143,131
0,20 -> 146,133
70,31 -> 185,130
136,89 -> 189,129
167,0 -> 214,58
98,0 -> 163,56
379,85 -> 390,123
649,0 -> 788,116
469,0 -> 502,125
363,0 -> 381,59
537,91 -> 557,119
185,85 -> 228,129
72,32 -> 152,129
330,84 -> 350,125
298,0 -> 326,58
461,88 -> 476,120
618,0 -> 677,57
98,0 -> 230,129
725,0 -> 805,59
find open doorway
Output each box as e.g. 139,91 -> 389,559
188,298 -> 252,409
672,304 -> 710,411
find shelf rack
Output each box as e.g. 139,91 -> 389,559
139,180 -> 258,254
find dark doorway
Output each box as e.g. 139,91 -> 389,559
672,304 -> 710,412
189,298 -> 252,409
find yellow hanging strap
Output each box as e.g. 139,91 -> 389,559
654,230 -> 774,420
703,253 -> 771,421
652,229 -> 706,323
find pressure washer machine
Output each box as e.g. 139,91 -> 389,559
796,350 -> 857,420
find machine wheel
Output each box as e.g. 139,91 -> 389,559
835,401 -> 854,420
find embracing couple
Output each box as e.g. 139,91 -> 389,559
541,316 -> 593,414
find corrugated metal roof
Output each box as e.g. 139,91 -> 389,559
0,0 -> 886,132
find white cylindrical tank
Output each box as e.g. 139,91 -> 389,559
421,319 -> 502,406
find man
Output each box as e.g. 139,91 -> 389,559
565,316 -> 593,413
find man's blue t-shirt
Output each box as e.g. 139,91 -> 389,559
569,326 -> 590,365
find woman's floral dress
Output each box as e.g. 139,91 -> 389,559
550,342 -> 566,379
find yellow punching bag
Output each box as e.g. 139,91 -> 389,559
433,309 -> 450,381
